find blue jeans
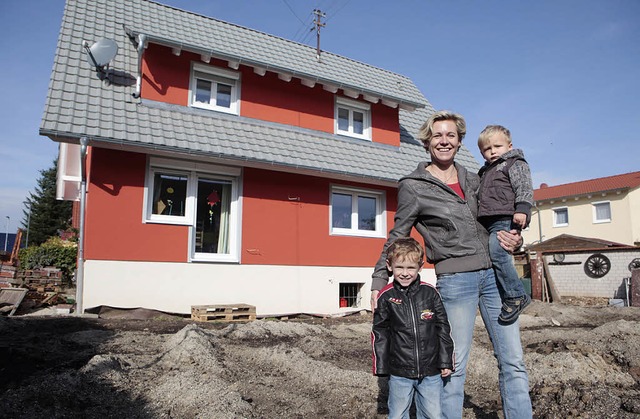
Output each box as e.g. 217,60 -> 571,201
485,219 -> 526,299
436,269 -> 532,419
388,374 -> 443,419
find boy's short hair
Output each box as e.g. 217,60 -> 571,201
386,237 -> 424,265
418,110 -> 467,148
478,125 -> 512,148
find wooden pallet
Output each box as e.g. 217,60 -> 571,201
191,304 -> 256,322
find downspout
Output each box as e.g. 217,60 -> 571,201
75,137 -> 88,315
132,34 -> 147,98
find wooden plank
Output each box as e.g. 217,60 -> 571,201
542,256 -> 562,303
0,288 -> 28,316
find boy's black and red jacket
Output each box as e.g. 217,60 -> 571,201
372,277 -> 454,378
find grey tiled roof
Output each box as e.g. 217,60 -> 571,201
40,0 -> 480,184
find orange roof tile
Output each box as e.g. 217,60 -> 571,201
534,171 -> 640,201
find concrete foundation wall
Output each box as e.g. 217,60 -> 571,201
81,260 -> 437,316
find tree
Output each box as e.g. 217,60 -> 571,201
21,160 -> 73,246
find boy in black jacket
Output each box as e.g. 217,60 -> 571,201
372,237 -> 454,419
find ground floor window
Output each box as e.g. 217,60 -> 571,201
145,157 -> 241,262
330,185 -> 385,237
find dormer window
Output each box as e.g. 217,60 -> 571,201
335,97 -> 371,140
189,63 -> 240,114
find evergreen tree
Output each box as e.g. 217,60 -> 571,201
21,160 -> 73,246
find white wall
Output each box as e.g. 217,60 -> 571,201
82,260 -> 437,316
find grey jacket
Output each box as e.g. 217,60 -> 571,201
477,149 -> 534,226
371,162 -> 492,291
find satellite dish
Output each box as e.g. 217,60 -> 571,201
84,38 -> 118,77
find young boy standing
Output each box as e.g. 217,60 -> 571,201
477,125 -> 534,323
372,237 -> 453,419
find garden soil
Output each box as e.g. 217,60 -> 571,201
1,298 -> 640,418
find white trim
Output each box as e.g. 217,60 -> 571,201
329,184 -> 386,238
592,200 -> 611,224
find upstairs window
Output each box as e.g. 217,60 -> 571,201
553,207 -> 568,227
335,97 -> 371,140
593,201 -> 611,223
190,63 -> 240,114
330,185 -> 385,237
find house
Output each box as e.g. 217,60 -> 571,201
523,171 -> 640,248
40,0 -> 481,316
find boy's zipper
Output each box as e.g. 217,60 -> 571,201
408,296 -> 420,377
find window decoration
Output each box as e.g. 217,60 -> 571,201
145,157 -> 241,262
584,253 -> 611,278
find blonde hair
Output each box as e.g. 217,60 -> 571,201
478,125 -> 512,148
386,237 -> 424,265
418,110 -> 466,149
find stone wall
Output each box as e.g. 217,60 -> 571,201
543,249 -> 640,299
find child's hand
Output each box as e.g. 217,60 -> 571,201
513,213 -> 527,229
441,368 -> 452,378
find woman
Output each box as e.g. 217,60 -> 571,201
371,110 -> 532,419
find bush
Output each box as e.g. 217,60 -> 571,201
18,237 -> 78,281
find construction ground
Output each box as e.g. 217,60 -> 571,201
1,297 -> 640,418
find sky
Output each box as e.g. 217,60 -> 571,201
1,0 -> 639,235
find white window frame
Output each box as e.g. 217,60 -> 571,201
189,62 -> 240,115
592,201 -> 611,224
330,185 -> 385,237
144,157 -> 242,262
334,97 -> 371,140
552,206 -> 569,227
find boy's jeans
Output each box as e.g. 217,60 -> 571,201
388,374 -> 442,419
485,218 -> 527,299
436,268 -> 532,419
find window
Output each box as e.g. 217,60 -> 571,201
189,63 -> 240,114
592,201 -> 611,223
339,283 -> 363,308
145,157 -> 241,262
553,207 -> 568,227
335,97 -> 371,140
330,185 -> 385,237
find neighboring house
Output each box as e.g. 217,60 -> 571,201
523,171 -> 640,248
526,234 -> 640,302
40,0 -> 481,316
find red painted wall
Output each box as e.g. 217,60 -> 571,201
140,44 -> 400,146
241,167 -> 396,267
83,148 -> 410,267
84,148 -> 188,262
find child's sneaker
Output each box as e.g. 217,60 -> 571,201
498,294 -> 531,324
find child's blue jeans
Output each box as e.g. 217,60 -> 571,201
388,374 -> 442,419
485,218 -> 527,299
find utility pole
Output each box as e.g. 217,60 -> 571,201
313,9 -> 326,62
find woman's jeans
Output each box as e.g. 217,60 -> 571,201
388,374 -> 442,419
436,268 -> 532,419
485,219 -> 527,299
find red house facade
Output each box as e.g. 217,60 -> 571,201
42,0 -> 480,315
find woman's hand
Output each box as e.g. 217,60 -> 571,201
497,229 -> 523,253
370,290 -> 379,312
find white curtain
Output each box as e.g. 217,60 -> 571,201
217,183 -> 231,253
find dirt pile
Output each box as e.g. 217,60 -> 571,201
1,300 -> 639,418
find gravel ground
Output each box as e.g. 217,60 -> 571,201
1,298 -> 640,418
